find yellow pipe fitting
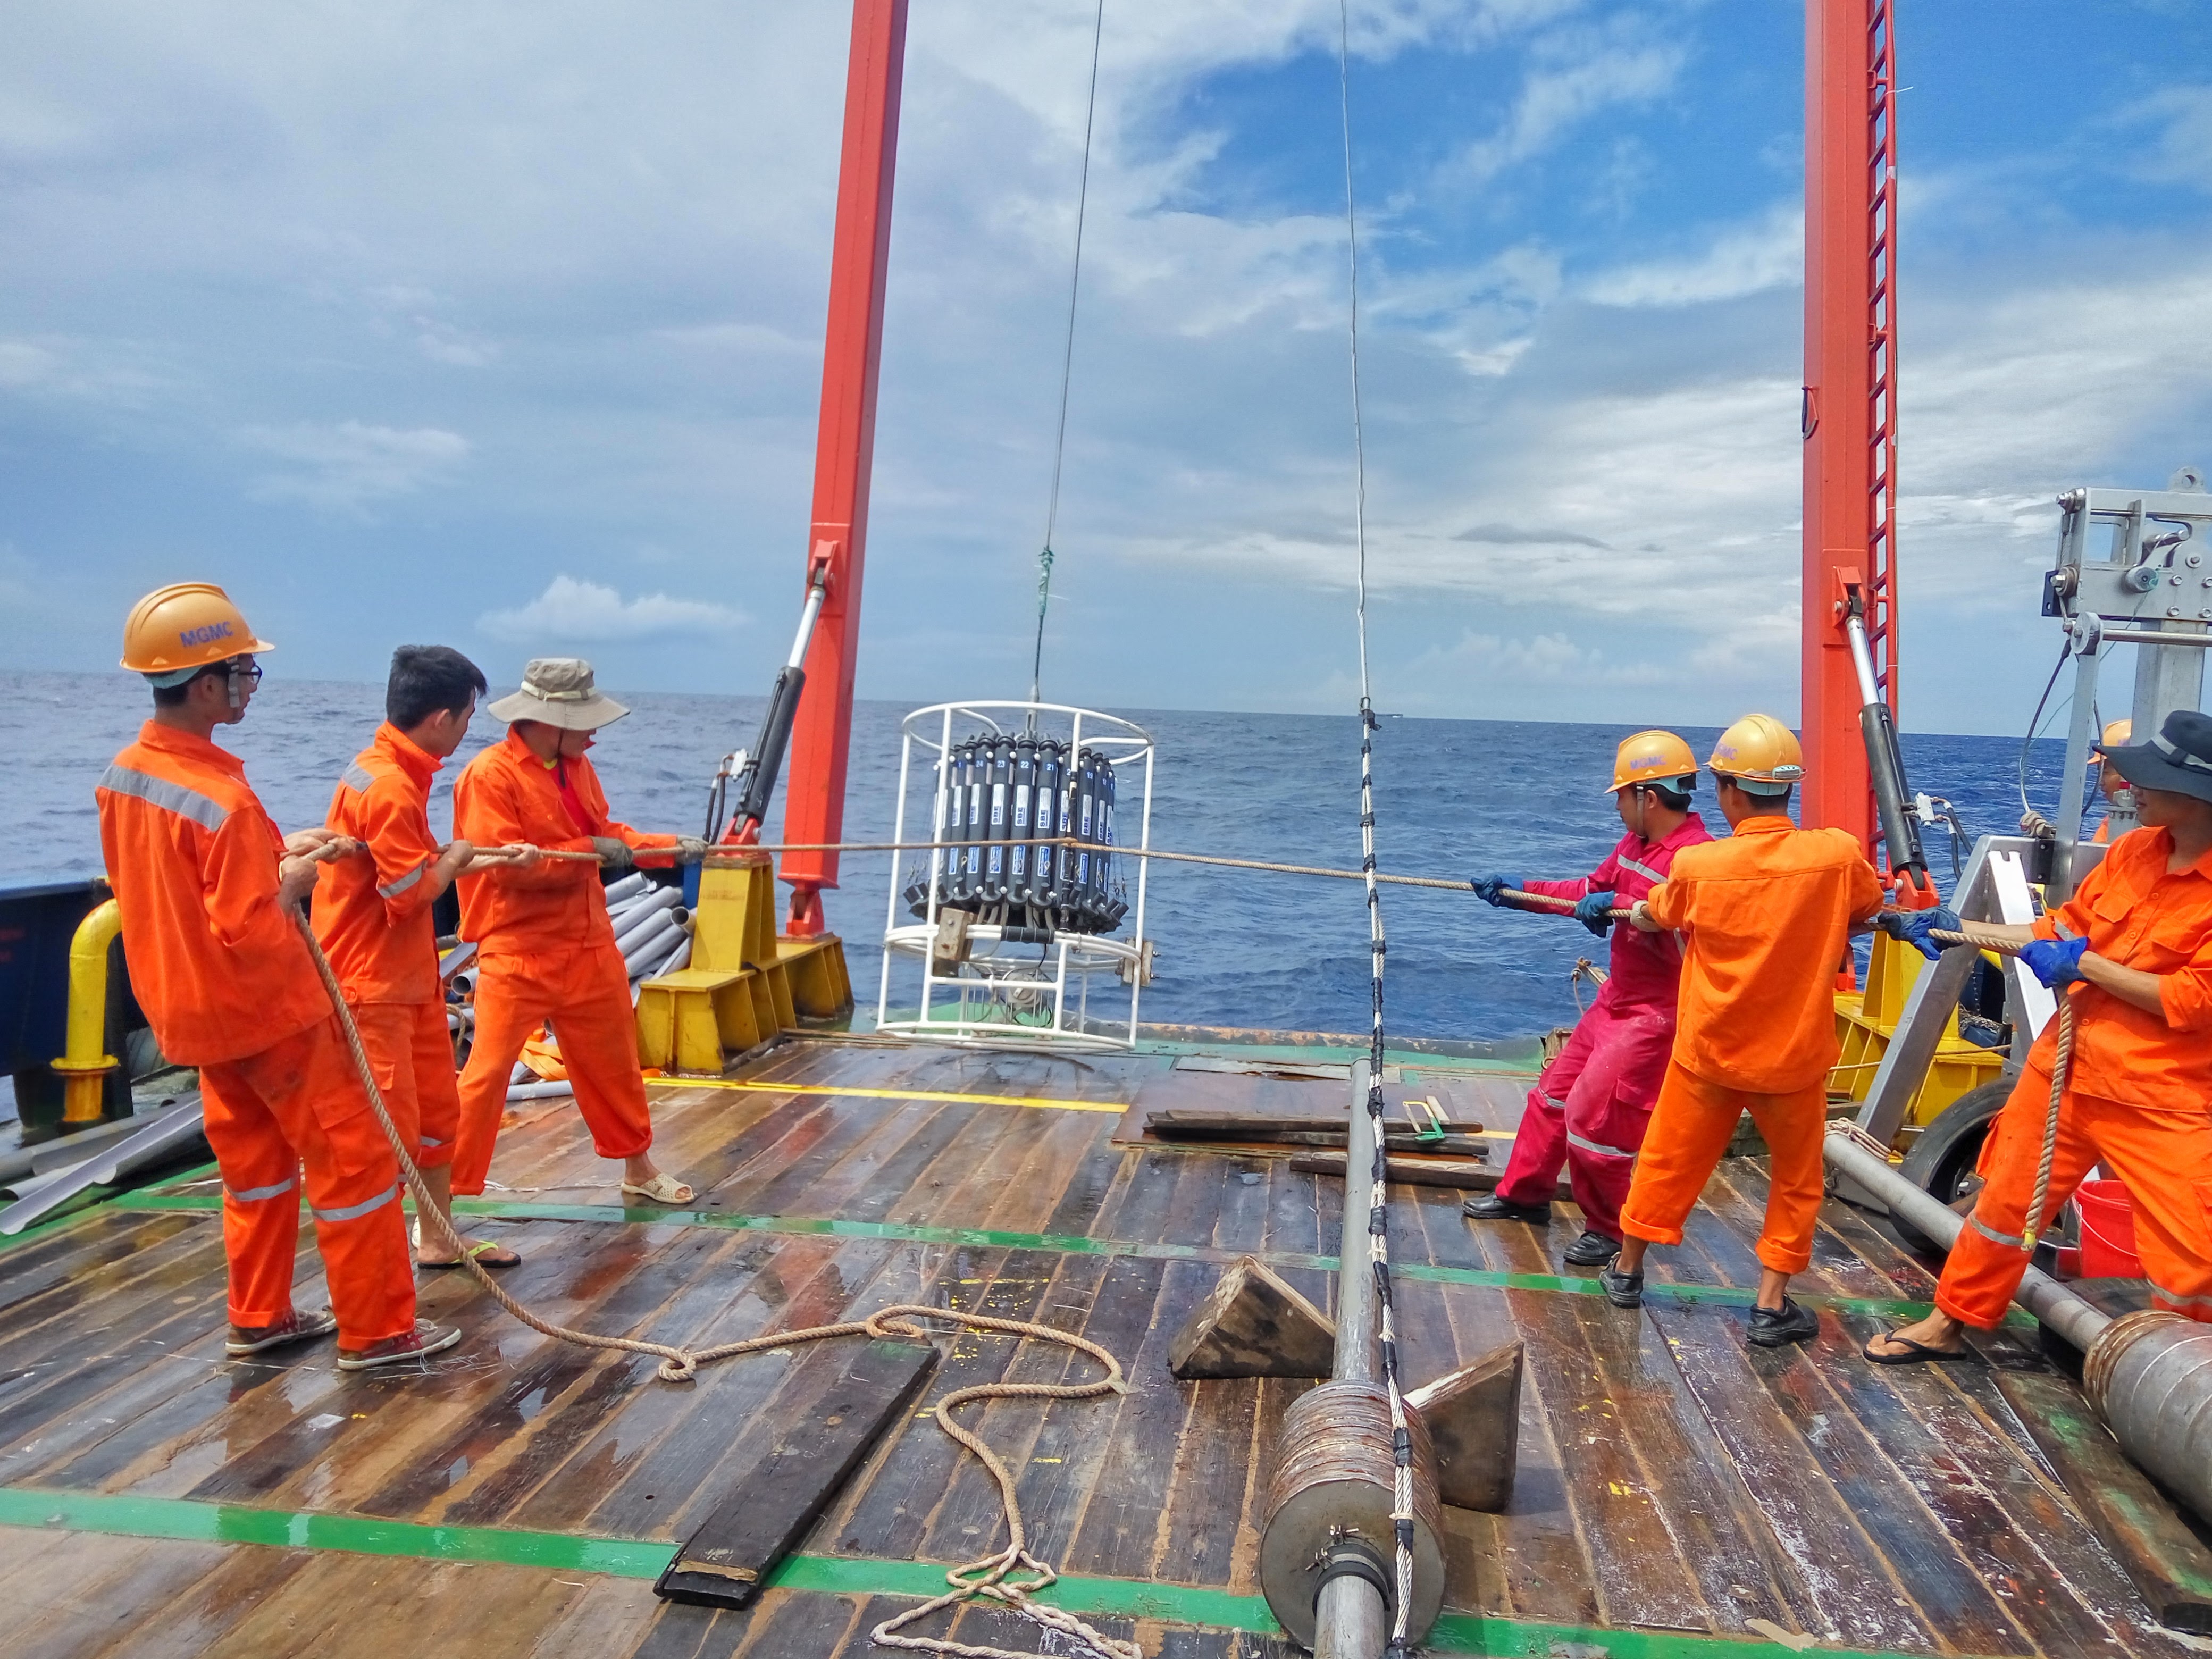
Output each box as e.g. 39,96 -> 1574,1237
51,899 -> 122,1125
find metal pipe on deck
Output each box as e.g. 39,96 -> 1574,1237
51,899 -> 122,1125
1313,1063 -> 1388,1659
1823,1127 -> 2212,1526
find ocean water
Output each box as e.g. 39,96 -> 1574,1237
4,669 -> 2081,1044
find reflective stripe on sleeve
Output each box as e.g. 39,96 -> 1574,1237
1566,1130 -> 1637,1160
312,1183 -> 398,1224
226,1175 -> 299,1204
341,761 -> 376,793
2149,1282 -> 2212,1317
378,861 -> 428,899
1966,1209 -> 2026,1251
97,764 -> 229,832
1615,856 -> 1666,884
1537,1092 -> 1568,1114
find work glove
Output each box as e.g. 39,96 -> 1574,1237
1471,874 -> 1521,908
2020,935 -> 2090,988
1875,905 -> 1962,961
1572,891 -> 1617,937
590,836 -> 635,869
675,836 -> 710,865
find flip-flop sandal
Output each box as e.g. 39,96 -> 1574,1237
1863,1327 -> 1980,1365
621,1172 -> 696,1206
418,1238 -> 523,1270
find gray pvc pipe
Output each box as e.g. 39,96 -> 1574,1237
602,872 -> 651,905
1821,1128 -> 2111,1354
615,910 -> 681,970
2089,1318 -> 2212,1528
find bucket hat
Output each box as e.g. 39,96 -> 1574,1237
487,658 -> 630,731
2099,709 -> 2212,807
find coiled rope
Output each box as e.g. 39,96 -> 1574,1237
1926,924 -> 2079,1252
290,907 -> 1137,1659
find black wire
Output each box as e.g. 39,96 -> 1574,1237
2017,642 -> 2071,822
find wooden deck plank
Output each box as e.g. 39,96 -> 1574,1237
95,1540 -> 320,1659
1647,1298 -> 1945,1653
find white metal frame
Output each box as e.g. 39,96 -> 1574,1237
876,700 -> 1154,1051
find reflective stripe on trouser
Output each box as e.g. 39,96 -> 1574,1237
450,940 -> 654,1196
1494,986 -> 1673,1239
349,998 -> 461,1171
1619,1061 -> 1829,1275
1936,1065 -> 2212,1330
197,1016 -> 416,1346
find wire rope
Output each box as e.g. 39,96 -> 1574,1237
1029,0 -> 1107,707
1333,10 -> 1416,1655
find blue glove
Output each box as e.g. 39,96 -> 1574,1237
1471,874 -> 1521,908
1875,905 -> 1962,960
2020,935 -> 2090,988
1572,891 -> 1617,937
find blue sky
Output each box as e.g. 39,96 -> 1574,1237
3,1 -> 2209,734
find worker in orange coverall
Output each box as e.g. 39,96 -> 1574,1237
1464,732 -> 1713,1269
450,658 -> 704,1205
1866,708 -> 2212,1363
97,584 -> 457,1372
314,644 -> 524,1271
1602,714 -> 1886,1348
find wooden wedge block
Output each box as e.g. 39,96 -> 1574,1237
1406,1340 -> 1524,1513
655,1338 -> 937,1609
1169,1254 -> 1336,1380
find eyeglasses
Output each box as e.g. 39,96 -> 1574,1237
226,661 -> 265,688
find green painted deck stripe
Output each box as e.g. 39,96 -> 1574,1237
0,1485 -> 671,1576
0,1486 -> 1988,1659
104,1189 -> 1943,1322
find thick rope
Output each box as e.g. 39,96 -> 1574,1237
291,909 -> 1136,1659
1927,925 -> 2077,1251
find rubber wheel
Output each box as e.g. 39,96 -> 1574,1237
1890,1079 -> 2014,1255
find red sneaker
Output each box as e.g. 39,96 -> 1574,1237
225,1308 -> 339,1357
336,1320 -> 463,1372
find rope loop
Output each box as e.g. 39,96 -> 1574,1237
290,912 -> 1135,1659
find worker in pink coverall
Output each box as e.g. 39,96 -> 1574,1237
1463,732 -> 1714,1269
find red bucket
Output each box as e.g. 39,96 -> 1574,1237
2075,1179 -> 2142,1280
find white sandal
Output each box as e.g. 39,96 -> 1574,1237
620,1171 -> 696,1205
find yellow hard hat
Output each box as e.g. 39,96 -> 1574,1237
1707,713 -> 1804,794
121,583 -> 274,678
2100,719 -> 2132,749
1605,730 -> 1698,794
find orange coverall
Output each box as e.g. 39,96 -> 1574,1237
448,730 -> 676,1195
97,723 -> 415,1345
1938,826 -> 2212,1327
311,722 -> 460,1173
1619,815 -> 1885,1274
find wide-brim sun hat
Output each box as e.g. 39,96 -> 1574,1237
488,658 -> 630,731
2100,709 -> 2212,808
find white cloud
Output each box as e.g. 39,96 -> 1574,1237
2117,85 -> 2212,191
476,575 -> 746,643
1583,204 -> 1803,307
1449,22 -> 1686,185
238,420 -> 471,509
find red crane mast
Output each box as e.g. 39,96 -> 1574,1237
1801,0 -> 1901,873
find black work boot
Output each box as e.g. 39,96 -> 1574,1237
1598,1262 -> 1644,1308
1746,1297 -> 1819,1348
1463,1192 -> 1551,1225
1562,1229 -> 1622,1268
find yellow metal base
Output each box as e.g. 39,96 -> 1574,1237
1830,932 -> 2004,1125
632,860 -> 853,1076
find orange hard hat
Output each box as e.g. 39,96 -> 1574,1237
2100,718 -> 2132,749
1604,730 -> 1698,794
121,583 -> 274,677
1707,713 -> 1804,793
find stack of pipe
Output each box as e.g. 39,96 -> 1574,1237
502,874 -> 692,1102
